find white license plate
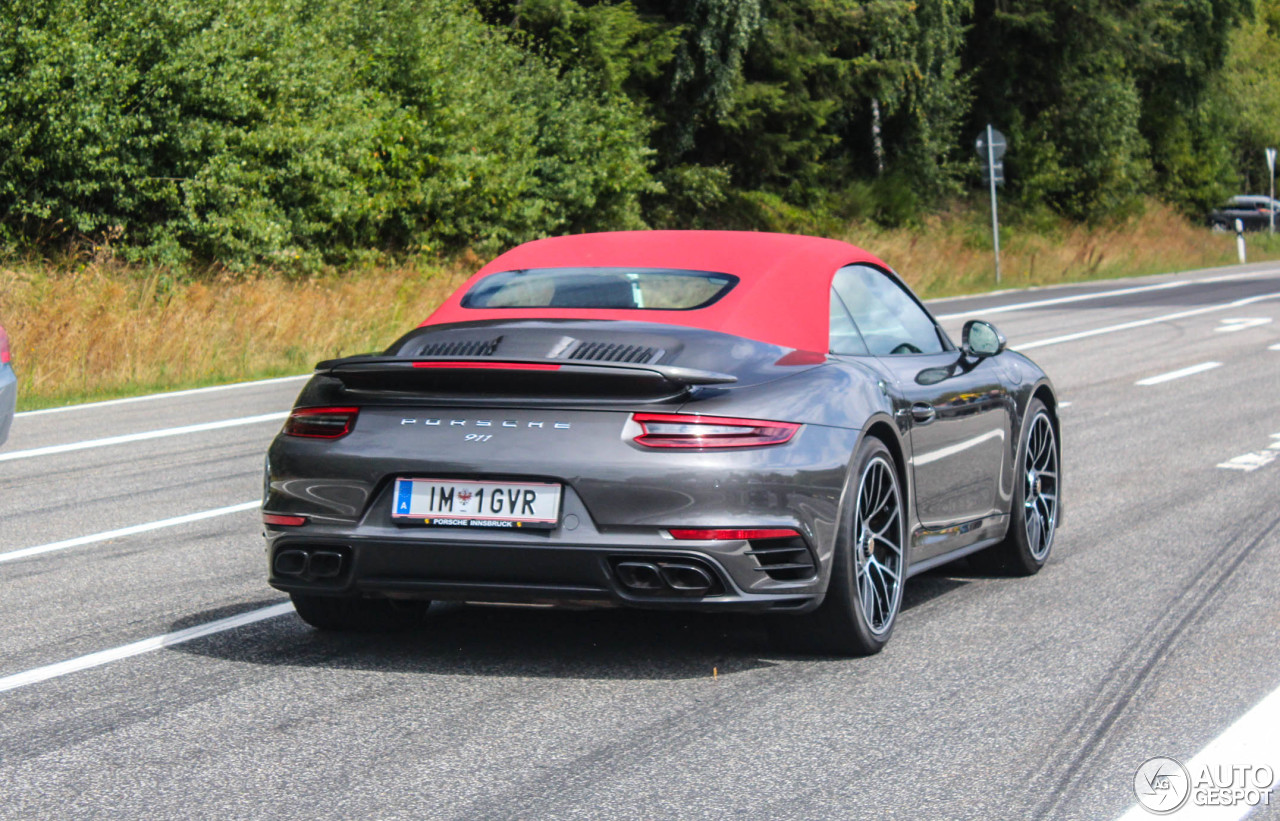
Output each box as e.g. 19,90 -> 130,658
392,478 -> 561,529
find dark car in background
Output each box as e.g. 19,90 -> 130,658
261,231 -> 1061,656
0,323 -> 15,445
1209,195 -> 1280,231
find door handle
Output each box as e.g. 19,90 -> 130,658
910,403 -> 937,424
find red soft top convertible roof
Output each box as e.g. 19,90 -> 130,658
422,230 -> 888,353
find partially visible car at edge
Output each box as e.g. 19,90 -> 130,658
0,323 -> 15,446
261,231 -> 1062,656
1209,195 -> 1280,231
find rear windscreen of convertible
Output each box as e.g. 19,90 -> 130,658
460,268 -> 739,311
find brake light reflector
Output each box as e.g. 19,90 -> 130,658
0,325 -> 9,364
668,528 -> 800,541
412,361 -> 562,371
263,513 -> 308,526
631,413 -> 800,449
283,407 -> 359,439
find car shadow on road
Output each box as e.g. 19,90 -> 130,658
168,570 -> 970,681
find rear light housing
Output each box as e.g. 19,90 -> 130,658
631,413 -> 800,449
0,325 -> 10,365
283,407 -> 359,439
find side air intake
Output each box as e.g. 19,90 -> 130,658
745,535 -> 817,582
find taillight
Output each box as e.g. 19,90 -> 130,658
0,325 -> 10,365
283,407 -> 359,438
631,413 -> 800,449
263,513 -> 308,526
668,528 -> 800,540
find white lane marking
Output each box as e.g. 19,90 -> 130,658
1060,401 -> 1073,408
1114,681 -> 1280,820
1270,343 -> 1280,351
1218,434 -> 1280,472
14,374 -> 308,418
1015,293 -> 1280,352
912,428 -> 1005,466
1218,452 -> 1278,472
1216,318 -> 1273,333
0,602 -> 295,694
1136,362 -> 1223,387
0,501 -> 260,565
0,411 -> 288,462
933,269 -> 1280,320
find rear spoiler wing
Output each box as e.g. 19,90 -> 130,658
314,356 -> 736,398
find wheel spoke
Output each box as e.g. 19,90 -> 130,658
872,508 -> 900,539
871,532 -> 902,557
866,487 -> 892,522
1027,510 -> 1042,553
871,556 -> 900,581
1037,496 -> 1055,528
869,562 -> 890,626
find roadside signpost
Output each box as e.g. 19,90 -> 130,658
1267,147 -> 1276,235
976,125 -> 1007,284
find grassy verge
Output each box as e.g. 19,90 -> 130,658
3,202 -> 1275,412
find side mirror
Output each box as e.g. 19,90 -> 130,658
962,320 -> 1006,358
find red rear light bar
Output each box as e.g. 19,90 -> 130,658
283,407 -> 359,439
263,513 -> 308,527
412,361 -> 562,371
668,528 -> 800,541
0,325 -> 10,364
631,413 -> 800,449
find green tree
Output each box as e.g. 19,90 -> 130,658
0,0 -> 657,268
1217,0 -> 1280,194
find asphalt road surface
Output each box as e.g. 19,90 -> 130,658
2,262 -> 1279,820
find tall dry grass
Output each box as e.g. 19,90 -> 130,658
0,202 -> 1266,411
1,256 -> 475,410
854,201 -> 1246,297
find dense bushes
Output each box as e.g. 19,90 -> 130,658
0,0 -> 1274,270
0,0 -> 654,268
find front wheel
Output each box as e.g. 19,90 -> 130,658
291,593 -> 431,632
779,436 -> 906,656
971,399 -> 1059,575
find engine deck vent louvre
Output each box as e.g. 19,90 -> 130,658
564,341 -> 664,364
416,337 -> 503,358
745,538 -> 817,582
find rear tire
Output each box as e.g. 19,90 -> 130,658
778,435 -> 906,656
291,593 -> 430,632
970,398 -> 1059,576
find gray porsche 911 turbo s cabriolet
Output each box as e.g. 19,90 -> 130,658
262,231 -> 1060,655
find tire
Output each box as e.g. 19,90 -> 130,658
778,435 -> 906,656
970,398 -> 1059,576
291,592 -> 431,632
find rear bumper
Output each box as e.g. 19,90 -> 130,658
265,530 -> 825,613
0,365 -> 15,446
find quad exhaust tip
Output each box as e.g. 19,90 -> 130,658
614,560 -> 719,596
273,548 -> 347,581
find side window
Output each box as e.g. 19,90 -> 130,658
832,265 -> 945,356
829,287 -> 869,355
